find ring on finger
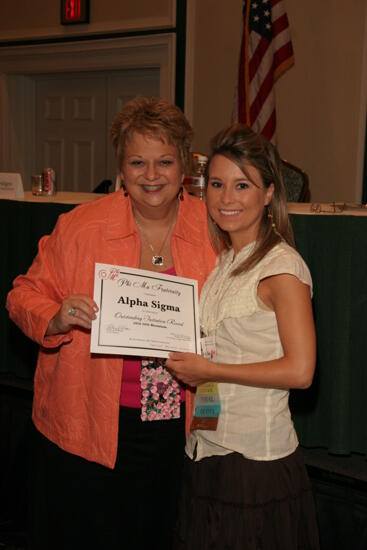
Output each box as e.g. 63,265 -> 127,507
68,307 -> 77,317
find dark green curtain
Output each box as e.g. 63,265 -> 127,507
0,201 -> 74,383
290,214 -> 367,458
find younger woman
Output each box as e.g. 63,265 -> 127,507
166,123 -> 320,549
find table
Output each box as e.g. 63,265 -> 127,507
1,197 -> 367,457
12,191 -> 105,204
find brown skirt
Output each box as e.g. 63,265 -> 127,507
174,447 -> 320,550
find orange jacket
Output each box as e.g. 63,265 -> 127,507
6,189 -> 216,468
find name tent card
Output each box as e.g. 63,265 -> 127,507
0,173 -> 24,199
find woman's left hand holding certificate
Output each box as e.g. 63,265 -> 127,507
47,294 -> 99,335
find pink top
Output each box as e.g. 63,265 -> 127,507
120,266 -> 185,408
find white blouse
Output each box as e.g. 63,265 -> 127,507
186,241 -> 313,462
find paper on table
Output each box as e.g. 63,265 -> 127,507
0,173 -> 24,199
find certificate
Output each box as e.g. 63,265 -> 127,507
90,263 -> 200,358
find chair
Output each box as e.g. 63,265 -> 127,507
280,159 -> 310,202
93,179 -> 113,194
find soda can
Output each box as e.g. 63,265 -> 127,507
42,168 -> 56,195
31,174 -> 43,196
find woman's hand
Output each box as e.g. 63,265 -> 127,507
46,294 -> 99,336
165,352 -> 213,387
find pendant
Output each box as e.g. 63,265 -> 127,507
152,255 -> 164,266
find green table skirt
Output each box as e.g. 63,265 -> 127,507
290,214 -> 367,456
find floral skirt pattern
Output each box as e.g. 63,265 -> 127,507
140,357 -> 181,421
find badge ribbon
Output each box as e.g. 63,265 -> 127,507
191,335 -> 221,431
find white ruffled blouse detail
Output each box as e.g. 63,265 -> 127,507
200,241 -> 312,336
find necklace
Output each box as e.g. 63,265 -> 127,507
134,204 -> 178,266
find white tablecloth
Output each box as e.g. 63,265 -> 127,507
8,192 -> 367,216
287,202 -> 367,216
12,191 -> 105,205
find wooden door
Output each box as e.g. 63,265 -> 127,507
106,69 -> 160,184
35,68 -> 160,192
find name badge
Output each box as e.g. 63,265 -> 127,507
191,335 -> 221,431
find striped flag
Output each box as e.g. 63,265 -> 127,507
234,0 -> 294,142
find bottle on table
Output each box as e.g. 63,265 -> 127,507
191,153 -> 208,200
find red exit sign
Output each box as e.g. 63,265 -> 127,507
61,0 -> 89,25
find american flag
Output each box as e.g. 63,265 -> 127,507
234,0 -> 294,142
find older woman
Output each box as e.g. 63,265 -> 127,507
6,97 -> 216,550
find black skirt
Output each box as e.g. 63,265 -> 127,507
174,447 -> 320,550
29,405 -> 185,550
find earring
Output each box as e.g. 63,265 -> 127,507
178,186 -> 184,201
267,208 -> 282,238
121,183 -> 128,197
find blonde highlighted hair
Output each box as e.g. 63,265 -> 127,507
207,123 -> 294,276
110,96 -> 194,173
